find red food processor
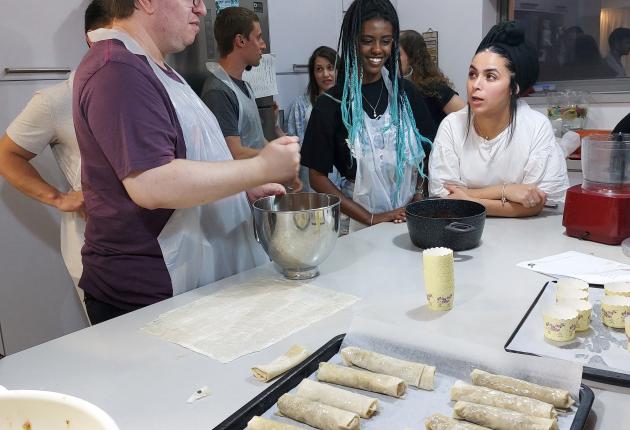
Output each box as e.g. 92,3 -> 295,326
563,133 -> 630,245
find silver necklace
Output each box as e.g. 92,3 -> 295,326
362,80 -> 385,119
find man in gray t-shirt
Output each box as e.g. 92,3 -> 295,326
202,7 -> 283,160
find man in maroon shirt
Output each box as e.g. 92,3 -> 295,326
73,0 -> 300,324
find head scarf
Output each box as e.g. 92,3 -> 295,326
476,21 -> 539,96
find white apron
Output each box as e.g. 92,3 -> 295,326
348,75 -> 418,232
89,29 -> 268,295
60,211 -> 85,287
206,62 -> 266,149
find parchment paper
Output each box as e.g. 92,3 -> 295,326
261,317 -> 583,429
141,278 -> 359,363
507,284 -> 630,375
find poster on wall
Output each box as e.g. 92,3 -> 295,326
422,29 -> 438,66
216,0 -> 239,13
243,53 -> 278,98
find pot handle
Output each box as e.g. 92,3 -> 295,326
444,222 -> 477,233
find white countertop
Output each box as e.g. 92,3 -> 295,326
1,207 -> 629,429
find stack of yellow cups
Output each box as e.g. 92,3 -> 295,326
423,247 -> 455,311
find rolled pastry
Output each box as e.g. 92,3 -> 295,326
252,345 -> 311,382
296,379 -> 378,418
246,416 -> 304,430
453,401 -> 557,430
276,393 -> 359,430
470,369 -> 574,409
317,362 -> 406,397
450,380 -> 556,419
425,413 -> 491,429
341,346 -> 436,390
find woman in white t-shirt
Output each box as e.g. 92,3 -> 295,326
429,21 -> 569,217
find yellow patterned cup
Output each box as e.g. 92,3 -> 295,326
601,296 -> 630,328
543,305 -> 578,342
556,278 -> 589,292
557,298 -> 592,332
604,282 -> 630,297
423,247 -> 454,311
556,288 -> 588,302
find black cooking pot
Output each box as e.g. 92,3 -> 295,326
405,199 -> 486,251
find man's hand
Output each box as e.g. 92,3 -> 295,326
53,190 -> 86,218
285,177 -> 303,193
246,183 -> 286,203
505,184 -> 547,208
257,136 -> 300,184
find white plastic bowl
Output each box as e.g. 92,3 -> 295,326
0,386 -> 119,430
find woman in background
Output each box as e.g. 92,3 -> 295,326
287,46 -> 342,191
399,30 -> 465,125
429,21 -> 569,217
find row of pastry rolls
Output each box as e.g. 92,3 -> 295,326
426,368 -> 575,430
248,345 -> 438,430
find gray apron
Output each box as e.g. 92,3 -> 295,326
206,62 -> 266,149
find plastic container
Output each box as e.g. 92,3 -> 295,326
0,387 -> 119,430
581,134 -> 630,194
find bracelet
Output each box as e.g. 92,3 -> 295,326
501,183 -> 507,206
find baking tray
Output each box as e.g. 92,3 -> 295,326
215,334 -> 594,430
505,281 -> 630,387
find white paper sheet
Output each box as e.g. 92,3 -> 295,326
517,251 -> 630,284
507,283 -> 630,375
261,317 -> 584,429
141,278 -> 360,363
243,53 -> 278,98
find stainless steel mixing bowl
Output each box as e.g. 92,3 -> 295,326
252,193 -> 341,279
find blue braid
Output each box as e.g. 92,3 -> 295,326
341,51 -> 366,158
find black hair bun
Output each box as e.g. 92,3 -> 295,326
492,21 -> 526,46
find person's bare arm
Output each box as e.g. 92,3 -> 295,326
445,185 -> 545,217
123,136 -> 299,210
455,184 -> 547,207
0,133 -> 84,214
442,94 -> 466,115
225,135 -> 261,159
309,169 -> 405,225
474,198 -> 544,217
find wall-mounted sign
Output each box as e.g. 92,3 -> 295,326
422,28 -> 438,66
216,0 -> 239,13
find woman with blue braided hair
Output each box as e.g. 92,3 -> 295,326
300,0 -> 437,231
